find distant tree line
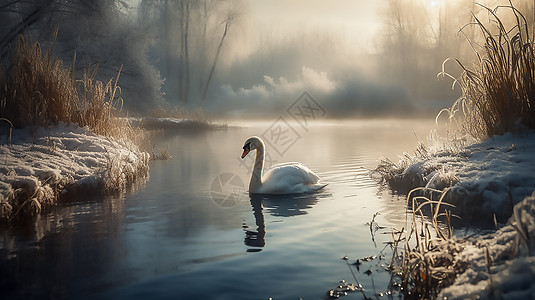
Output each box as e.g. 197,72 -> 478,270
0,0 -> 241,111
379,0 -> 535,103
138,0 -> 240,104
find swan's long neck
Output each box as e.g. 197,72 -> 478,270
250,142 -> 264,193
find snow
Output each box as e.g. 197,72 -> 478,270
385,131 -> 535,298
439,192 -> 535,299
391,132 -> 535,224
0,123 -> 149,219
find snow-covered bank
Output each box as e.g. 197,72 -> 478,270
377,132 -> 535,298
379,132 -> 535,224
439,192 -> 535,299
0,123 -> 149,220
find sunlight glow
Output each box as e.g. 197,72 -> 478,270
428,0 -> 445,9
249,0 -> 383,54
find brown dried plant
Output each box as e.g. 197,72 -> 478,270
1,35 -> 140,142
439,2 -> 535,139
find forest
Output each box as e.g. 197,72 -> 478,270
1,0 -> 535,117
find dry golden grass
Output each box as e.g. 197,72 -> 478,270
439,2 -> 535,139
382,4 -> 535,296
0,35 -> 148,221
388,188 -> 465,299
0,35 -> 140,142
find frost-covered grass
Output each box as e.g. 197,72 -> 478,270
138,117 -> 214,131
373,131 -> 472,195
387,188 -> 465,299
0,124 -> 149,220
379,5 -> 535,296
139,107 -> 226,131
375,130 -> 535,225
385,153 -> 535,298
388,190 -> 535,299
438,192 -> 535,299
0,36 -> 149,221
147,107 -> 208,122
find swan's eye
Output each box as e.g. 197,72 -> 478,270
243,142 -> 250,150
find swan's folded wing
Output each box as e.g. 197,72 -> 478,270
259,163 -> 322,194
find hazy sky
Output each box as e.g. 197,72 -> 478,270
117,0 -> 460,115
248,0 -> 385,53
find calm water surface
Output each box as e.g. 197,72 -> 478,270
1,119 -> 440,299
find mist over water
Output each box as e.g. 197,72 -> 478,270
4,1 -> 535,298
0,120 -> 441,299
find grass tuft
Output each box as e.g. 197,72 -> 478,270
0,35 -> 148,221
510,191 -> 535,256
150,144 -> 171,161
0,35 -> 140,142
439,2 -> 535,139
388,188 -> 466,299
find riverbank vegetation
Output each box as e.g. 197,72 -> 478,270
438,3 -> 535,139
376,3 -> 535,298
0,35 -> 148,221
1,35 -> 139,142
376,1 -> 535,203
389,188 -> 465,299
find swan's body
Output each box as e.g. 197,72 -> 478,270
241,136 -> 326,194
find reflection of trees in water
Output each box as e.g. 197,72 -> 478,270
243,193 -> 323,251
0,194 -> 128,299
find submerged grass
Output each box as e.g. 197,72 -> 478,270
439,2 -> 535,139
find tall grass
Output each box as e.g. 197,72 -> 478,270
382,3 -> 535,297
0,35 -> 138,141
0,35 -> 148,220
389,188 -> 465,299
439,2 -> 535,139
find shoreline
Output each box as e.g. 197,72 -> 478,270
0,123 -> 149,221
2,119 -> 534,297
0,117 -> 226,221
376,131 -> 535,298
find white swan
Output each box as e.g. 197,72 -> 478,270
241,136 -> 326,194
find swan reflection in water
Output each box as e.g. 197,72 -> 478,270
243,192 -> 326,252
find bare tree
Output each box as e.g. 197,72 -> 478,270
202,15 -> 232,102
138,0 -> 239,104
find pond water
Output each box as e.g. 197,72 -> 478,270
1,119 -> 441,299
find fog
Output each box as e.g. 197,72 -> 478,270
2,0 -> 535,118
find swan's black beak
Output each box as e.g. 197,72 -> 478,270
241,143 -> 250,159
241,148 -> 250,159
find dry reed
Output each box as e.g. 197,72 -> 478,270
0,35 -> 148,220
382,4 -> 535,297
439,2 -> 535,139
389,188 -> 466,299
510,191 -> 535,256
0,35 -> 140,142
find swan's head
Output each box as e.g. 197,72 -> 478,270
241,136 -> 263,159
